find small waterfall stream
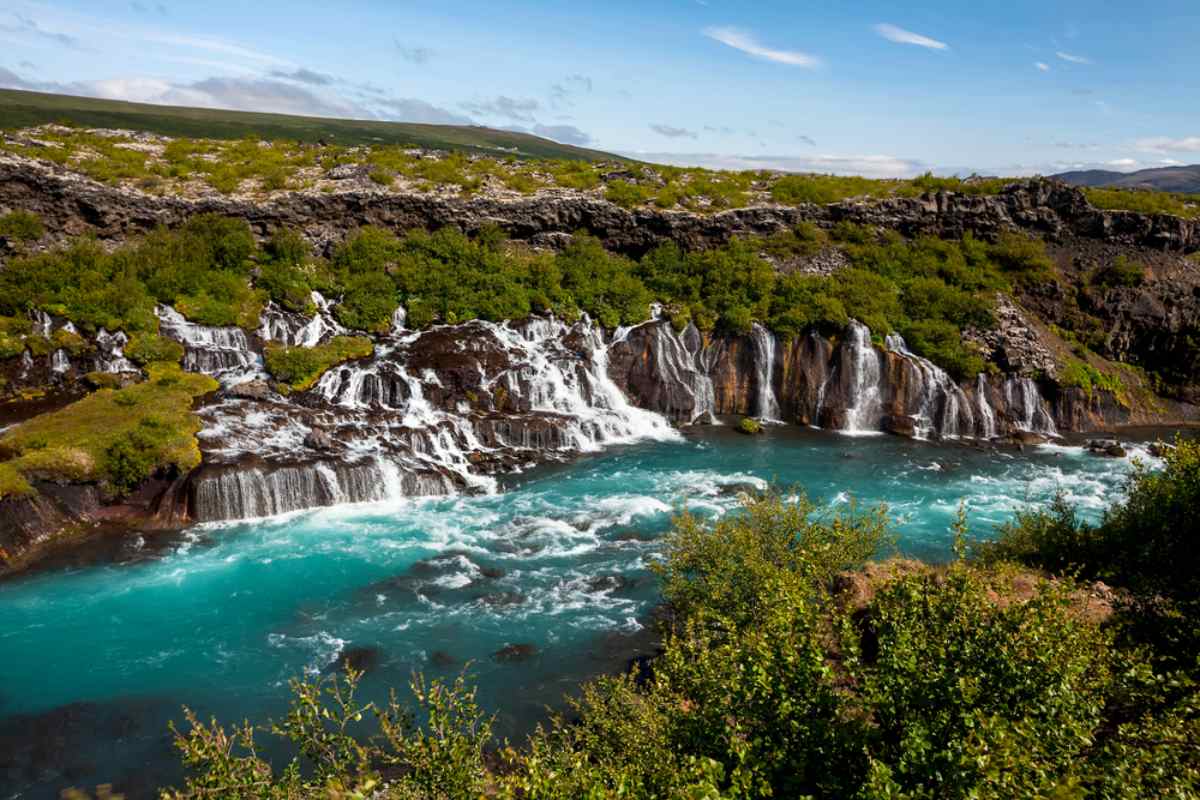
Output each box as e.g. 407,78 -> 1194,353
841,321 -> 884,434
750,323 -> 782,421
157,306 -> 262,384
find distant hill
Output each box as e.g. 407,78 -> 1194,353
0,88 -> 622,162
1053,164 -> 1200,194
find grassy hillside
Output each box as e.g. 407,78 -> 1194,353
1055,163 -> 1200,195
0,88 -> 622,162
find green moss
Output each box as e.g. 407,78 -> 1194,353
604,180 -> 654,209
264,336 -> 374,391
738,417 -> 763,435
0,461 -> 34,499
0,362 -> 216,496
1059,359 -> 1128,405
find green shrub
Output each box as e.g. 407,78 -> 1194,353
125,333 -> 183,366
0,209 -> 44,243
1084,187 -> 1200,219
604,180 -> 654,209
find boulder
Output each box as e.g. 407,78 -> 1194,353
492,642 -> 537,663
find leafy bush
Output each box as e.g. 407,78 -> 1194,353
604,180 -> 654,209
737,416 -> 762,434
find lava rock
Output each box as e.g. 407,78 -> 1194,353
325,645 -> 383,675
225,380 -> 272,400
492,642 -> 538,663
304,428 -> 336,451
429,650 -> 459,668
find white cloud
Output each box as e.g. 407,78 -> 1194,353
624,151 -> 926,179
532,123 -> 591,146
1104,158 -> 1138,168
1055,51 -> 1092,64
1035,62 -> 1050,72
459,95 -> 540,122
1134,136 -> 1200,153
702,27 -> 820,67
873,23 -> 948,50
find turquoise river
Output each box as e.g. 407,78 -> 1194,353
0,426 -> 1175,798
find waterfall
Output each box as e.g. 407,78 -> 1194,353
1003,377 -> 1058,436
93,329 -> 138,373
258,292 -> 345,347
975,374 -> 997,439
190,459 -> 455,522
157,305 -> 262,384
884,333 -> 974,439
50,349 -> 70,374
841,321 -> 883,434
750,323 -> 782,421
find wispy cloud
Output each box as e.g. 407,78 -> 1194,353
797,134 -> 816,146
268,67 -> 336,87
1135,136 -> 1200,153
1,11 -> 81,48
702,27 -> 820,67
549,73 -> 592,109
1035,62 -> 1050,72
624,151 -> 927,179
395,40 -> 432,65
1055,51 -> 1092,64
873,23 -> 948,50
459,95 -> 540,122
650,123 -> 698,139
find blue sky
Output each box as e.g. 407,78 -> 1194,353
1,0 -> 1197,176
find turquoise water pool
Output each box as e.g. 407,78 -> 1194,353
0,427 -> 1160,797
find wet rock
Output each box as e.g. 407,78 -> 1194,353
492,642 -> 538,663
718,482 -> 762,497
225,380 -> 271,400
478,564 -> 506,579
586,574 -> 633,593
304,428 -> 337,451
1148,441 -> 1176,458
477,591 -> 525,607
1085,438 -> 1126,456
1011,430 -> 1050,445
429,650 -> 459,668
324,645 -> 383,675
883,414 -> 918,437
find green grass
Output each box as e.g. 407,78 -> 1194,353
1084,187 -> 1200,219
0,362 -> 217,498
264,336 -> 374,392
0,88 -> 621,161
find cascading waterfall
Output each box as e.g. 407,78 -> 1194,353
840,321 -> 883,434
975,374 -> 998,439
259,292 -> 346,347
157,305 -> 262,384
1003,376 -> 1058,436
884,333 -> 973,439
50,349 -> 70,374
750,323 -> 782,421
93,329 -> 137,373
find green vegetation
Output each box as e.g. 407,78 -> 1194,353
770,171 -> 1013,206
0,209 -> 44,243
0,214 -> 262,332
160,465 -> 1200,798
1084,186 -> 1200,219
1059,358 -> 1129,403
0,215 -> 1061,380
264,336 -> 374,392
124,332 -> 184,366
0,362 -> 216,498
1090,254 -> 1145,288
737,416 -> 763,434
0,88 -> 620,160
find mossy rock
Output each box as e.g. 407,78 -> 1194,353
738,417 -> 764,435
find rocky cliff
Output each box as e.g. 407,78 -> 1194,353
2,154 -> 1199,573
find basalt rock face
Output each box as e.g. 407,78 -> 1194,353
3,155 -> 1199,257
